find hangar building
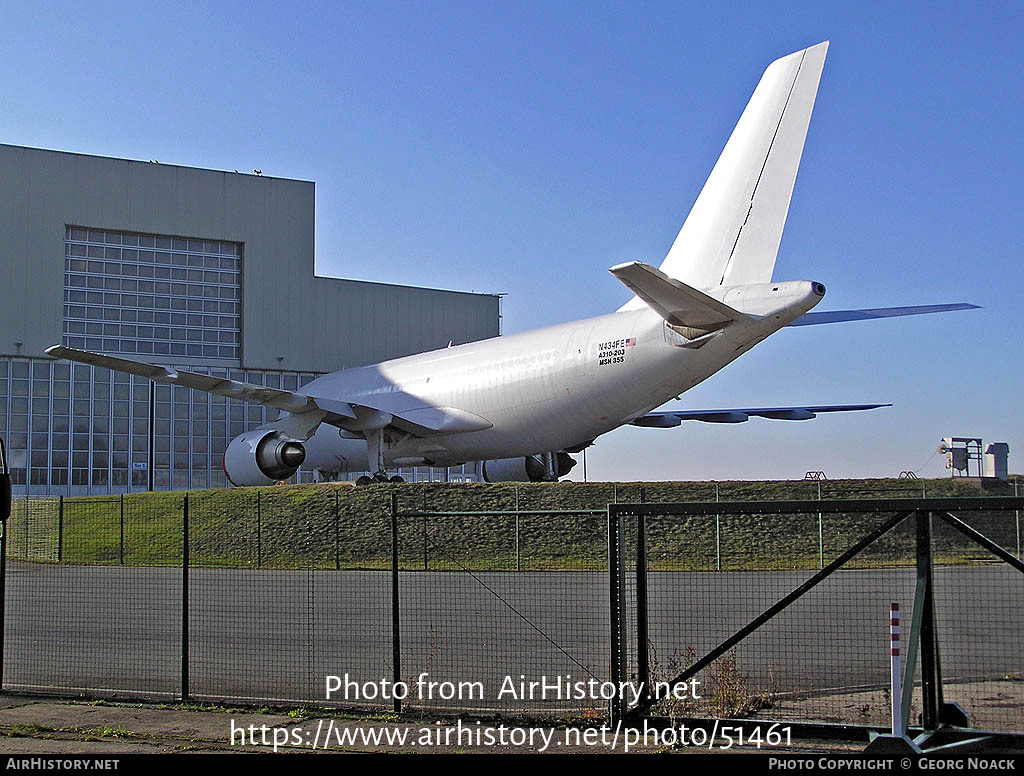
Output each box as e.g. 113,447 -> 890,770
0,143 -> 501,494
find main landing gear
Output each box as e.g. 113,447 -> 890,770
351,424 -> 406,484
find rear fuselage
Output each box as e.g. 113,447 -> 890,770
297,281 -> 823,472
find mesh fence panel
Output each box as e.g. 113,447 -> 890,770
7,497 -> 61,564
930,513 -> 1024,733
634,508 -> 1023,734
187,487 -> 393,708
0,484 -> 1020,734
5,495 -> 182,698
392,494 -> 610,715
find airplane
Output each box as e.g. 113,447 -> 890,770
45,41 -> 977,486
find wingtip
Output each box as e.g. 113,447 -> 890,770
43,344 -> 63,356
609,261 -> 643,274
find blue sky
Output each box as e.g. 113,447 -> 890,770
3,0 -> 1021,480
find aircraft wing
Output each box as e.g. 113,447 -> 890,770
631,403 -> 890,427
44,344 -> 343,413
43,345 -> 491,439
786,303 -> 979,326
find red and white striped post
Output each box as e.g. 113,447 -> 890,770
890,602 -> 904,737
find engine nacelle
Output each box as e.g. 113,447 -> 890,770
223,430 -> 306,486
481,452 -> 576,483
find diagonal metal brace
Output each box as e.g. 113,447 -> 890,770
936,512 -> 1024,575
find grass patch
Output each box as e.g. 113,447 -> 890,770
7,477 -> 1020,571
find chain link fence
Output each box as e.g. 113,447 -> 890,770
612,499 -> 1023,737
0,479 -> 1020,738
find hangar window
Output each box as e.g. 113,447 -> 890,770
63,226 -> 241,361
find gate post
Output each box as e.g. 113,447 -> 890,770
917,510 -> 941,730
636,511 -> 650,708
909,510 -> 968,733
0,506 -> 6,691
390,493 -> 402,714
255,490 -> 262,569
0,437 -> 10,690
181,494 -> 190,702
1015,478 -> 1020,560
57,495 -> 63,564
512,489 -> 520,573
607,504 -> 627,723
715,482 -> 721,572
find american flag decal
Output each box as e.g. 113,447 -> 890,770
625,338 -> 637,347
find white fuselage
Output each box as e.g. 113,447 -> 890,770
296,281 -> 823,473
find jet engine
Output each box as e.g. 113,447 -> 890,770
481,452 -> 576,483
223,430 -> 307,486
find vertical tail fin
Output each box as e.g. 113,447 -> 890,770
623,41 -> 828,308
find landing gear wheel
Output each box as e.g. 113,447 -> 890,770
355,476 -> 373,486
389,475 -> 405,483
372,471 -> 390,483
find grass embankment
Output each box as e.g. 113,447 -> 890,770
7,477 -> 1020,571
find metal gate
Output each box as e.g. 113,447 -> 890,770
609,497 -> 1024,751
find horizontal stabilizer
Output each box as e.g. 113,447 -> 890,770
787,303 -> 979,327
610,261 -> 749,332
632,403 -> 890,427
